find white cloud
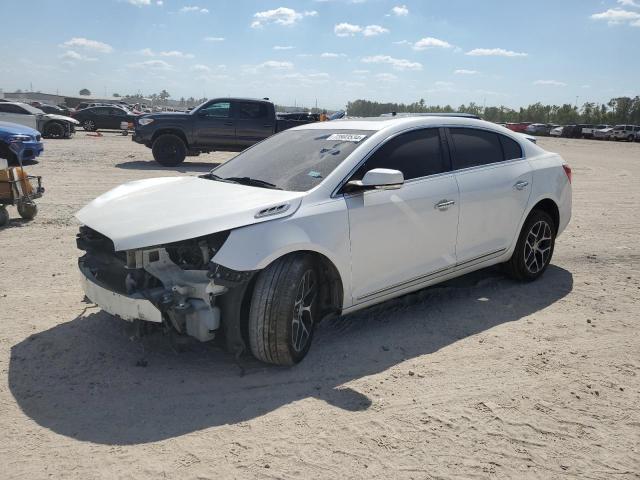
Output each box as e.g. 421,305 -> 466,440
160,50 -> 194,58
334,22 -> 362,36
127,60 -> 172,70
180,6 -> 208,13
274,45 -> 294,50
62,37 -> 113,53
617,0 -> 640,7
138,48 -> 154,56
191,64 -> 211,72
466,48 -> 528,57
60,50 -> 97,62
204,36 -> 225,42
591,8 -> 640,26
352,69 -> 370,74
391,5 -> 409,16
434,81 -> 454,88
534,80 -> 567,87
335,23 -> 390,37
128,0 -> 151,5
413,37 -> 452,50
393,40 -> 411,45
454,69 -> 478,75
259,60 -> 294,69
320,52 -> 346,58
375,73 -> 398,82
362,55 -> 422,70
251,8 -> 317,28
363,25 -> 389,36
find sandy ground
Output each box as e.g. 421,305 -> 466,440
0,132 -> 639,479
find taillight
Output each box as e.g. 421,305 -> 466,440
563,164 -> 572,184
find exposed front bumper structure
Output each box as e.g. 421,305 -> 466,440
79,259 -> 163,323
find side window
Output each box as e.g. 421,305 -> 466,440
110,108 -> 125,116
0,104 -> 27,114
237,102 -> 268,120
450,128 -> 503,169
199,101 -> 231,118
352,128 -> 445,181
499,134 -> 523,160
94,108 -> 110,116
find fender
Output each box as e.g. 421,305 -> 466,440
212,198 -> 354,307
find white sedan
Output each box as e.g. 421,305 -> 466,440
76,116 -> 572,365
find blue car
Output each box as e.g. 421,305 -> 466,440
0,121 -> 44,164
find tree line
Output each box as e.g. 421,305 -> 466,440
346,96 -> 640,125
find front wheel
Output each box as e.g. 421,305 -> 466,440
0,206 -> 9,227
17,200 -> 38,220
248,254 -> 319,366
504,210 -> 556,282
152,134 -> 187,167
44,122 -> 65,139
82,119 -> 96,132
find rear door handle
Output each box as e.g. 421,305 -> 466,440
435,200 -> 455,211
514,180 -> 529,190
263,124 -> 273,128
223,121 -> 234,126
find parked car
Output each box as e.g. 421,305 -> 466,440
133,97 -> 316,166
72,106 -> 138,132
0,102 -> 78,139
561,125 -> 583,139
505,122 -> 532,133
76,115 -> 572,365
550,126 -> 564,137
593,126 -> 614,140
39,104 -> 72,116
0,121 -> 43,165
525,123 -> 554,136
611,125 -> 640,142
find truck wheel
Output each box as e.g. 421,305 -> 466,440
248,254 -> 319,366
504,210 -> 556,282
152,134 -> 187,167
82,120 -> 96,132
0,206 -> 9,227
44,122 -> 65,139
17,200 -> 38,220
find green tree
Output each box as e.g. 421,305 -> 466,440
79,88 -> 91,96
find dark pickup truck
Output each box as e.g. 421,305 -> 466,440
133,97 -> 315,166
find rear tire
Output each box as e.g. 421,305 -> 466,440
17,200 -> 38,220
627,135 -> 634,142
248,254 -> 319,366
504,210 -> 556,282
152,134 -> 187,167
82,120 -> 96,132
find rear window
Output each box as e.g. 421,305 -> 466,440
450,128 -> 503,169
499,134 -> 523,160
211,129 -> 373,192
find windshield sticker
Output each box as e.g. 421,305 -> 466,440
308,171 -> 322,178
326,133 -> 367,143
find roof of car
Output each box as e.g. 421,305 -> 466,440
292,115 -> 499,132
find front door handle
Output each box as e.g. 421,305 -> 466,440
435,199 -> 455,211
514,180 -> 529,190
223,121 -> 234,126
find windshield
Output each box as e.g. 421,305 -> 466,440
211,129 -> 373,192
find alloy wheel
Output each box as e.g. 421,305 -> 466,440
291,269 -> 317,353
524,220 -> 552,275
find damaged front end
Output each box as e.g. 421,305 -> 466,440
77,226 -> 253,343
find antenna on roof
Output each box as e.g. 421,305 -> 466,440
263,97 -> 269,101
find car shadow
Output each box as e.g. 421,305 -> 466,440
9,265 -> 572,445
115,160 -> 222,173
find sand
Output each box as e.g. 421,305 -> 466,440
0,133 -> 638,479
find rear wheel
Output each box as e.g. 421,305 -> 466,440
44,122 -> 65,139
152,134 -> 187,167
248,254 -> 319,366
627,135 -> 634,142
504,210 -> 556,282
82,119 -> 96,132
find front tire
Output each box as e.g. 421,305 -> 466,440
17,200 -> 38,220
82,120 -> 96,132
504,210 -> 556,282
0,206 -> 9,227
44,122 -> 65,139
248,254 -> 319,366
152,134 -> 187,167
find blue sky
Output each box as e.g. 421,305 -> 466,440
1,0 -> 638,109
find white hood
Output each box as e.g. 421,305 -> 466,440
45,113 -> 79,125
75,176 -> 304,251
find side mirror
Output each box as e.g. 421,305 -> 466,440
346,168 -> 404,192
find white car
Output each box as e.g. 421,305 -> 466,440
76,116 -> 573,365
550,126 -> 564,137
0,101 -> 79,139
